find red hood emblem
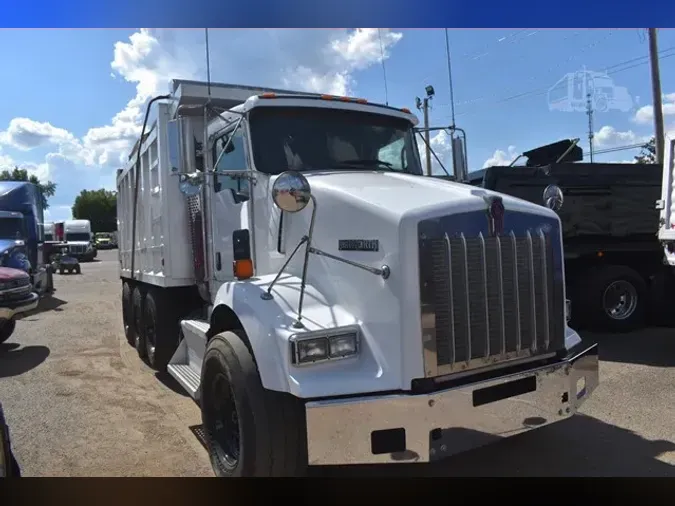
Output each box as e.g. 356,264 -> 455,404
485,196 -> 505,237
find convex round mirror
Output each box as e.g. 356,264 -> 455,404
272,171 -> 311,213
543,184 -> 564,212
178,173 -> 203,197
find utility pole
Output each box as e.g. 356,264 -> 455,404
416,85 -> 435,176
586,93 -> 594,163
648,28 -> 665,164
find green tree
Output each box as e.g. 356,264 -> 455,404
635,137 -> 656,164
72,189 -> 117,233
0,166 -> 57,209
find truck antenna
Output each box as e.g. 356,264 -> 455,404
377,29 -> 389,106
204,28 -> 212,98
444,28 -> 456,128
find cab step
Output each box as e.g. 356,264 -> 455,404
167,319 -> 209,401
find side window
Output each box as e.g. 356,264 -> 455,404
213,129 -> 250,203
378,136 -> 406,171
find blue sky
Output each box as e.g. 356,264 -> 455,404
0,28 -> 673,223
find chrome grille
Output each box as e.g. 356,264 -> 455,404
69,245 -> 87,254
418,211 -> 565,378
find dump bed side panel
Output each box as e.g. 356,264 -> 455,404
117,102 -> 195,287
479,163 -> 662,245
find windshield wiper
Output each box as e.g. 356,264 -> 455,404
333,159 -> 395,170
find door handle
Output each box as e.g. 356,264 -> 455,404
216,252 -> 222,271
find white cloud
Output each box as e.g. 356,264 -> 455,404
418,130 -> 457,176
0,117 -> 75,151
0,28 -> 406,190
483,146 -> 518,168
633,92 -> 675,124
594,125 -> 648,148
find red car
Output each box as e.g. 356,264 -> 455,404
0,267 -> 38,344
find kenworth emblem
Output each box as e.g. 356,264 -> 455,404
485,196 -> 505,237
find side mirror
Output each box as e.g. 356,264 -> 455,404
543,184 -> 564,212
167,118 -> 189,173
272,171 -> 312,213
178,173 -> 204,197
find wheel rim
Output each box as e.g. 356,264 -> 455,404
602,280 -> 638,320
207,372 -> 240,469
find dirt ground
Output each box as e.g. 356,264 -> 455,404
0,249 -> 674,476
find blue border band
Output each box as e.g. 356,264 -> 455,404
2,0 -> 675,28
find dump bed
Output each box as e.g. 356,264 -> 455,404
470,162 -> 662,254
117,79 -> 312,287
117,102 -> 196,287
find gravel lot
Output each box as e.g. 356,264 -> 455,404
1,249 -> 674,476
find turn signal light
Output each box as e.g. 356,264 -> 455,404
233,259 -> 254,280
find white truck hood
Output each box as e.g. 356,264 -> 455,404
304,171 -> 557,221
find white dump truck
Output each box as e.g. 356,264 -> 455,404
117,79 -> 599,477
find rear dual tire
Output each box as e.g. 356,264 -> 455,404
121,282 -> 181,371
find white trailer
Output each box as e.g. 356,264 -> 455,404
64,219 -> 96,261
117,79 -> 599,477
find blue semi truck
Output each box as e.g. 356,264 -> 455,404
0,181 -> 55,296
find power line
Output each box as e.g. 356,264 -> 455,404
453,47 -> 675,118
443,30 -> 615,112
584,142 -> 648,157
417,29 -> 556,93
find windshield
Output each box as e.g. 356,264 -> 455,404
248,106 -> 422,175
66,232 -> 90,242
0,218 -> 26,240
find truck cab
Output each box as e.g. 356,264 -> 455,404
64,219 -> 96,261
118,80 -> 599,477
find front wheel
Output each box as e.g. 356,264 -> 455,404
581,265 -> 647,332
0,319 -> 16,344
200,330 -> 307,477
75,265 -> 81,275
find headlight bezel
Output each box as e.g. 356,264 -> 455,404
289,326 -> 361,366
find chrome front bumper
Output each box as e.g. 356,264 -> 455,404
0,292 -> 39,320
305,342 -> 598,465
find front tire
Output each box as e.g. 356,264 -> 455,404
200,330 -> 307,477
75,265 -> 81,275
0,319 -> 16,344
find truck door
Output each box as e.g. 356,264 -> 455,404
209,125 -> 252,288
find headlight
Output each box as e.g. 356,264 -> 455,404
290,328 -> 360,365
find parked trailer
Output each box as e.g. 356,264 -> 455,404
117,79 -> 599,477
